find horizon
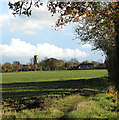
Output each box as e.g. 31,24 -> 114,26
1,55 -> 105,65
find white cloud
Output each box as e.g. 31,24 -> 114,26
8,5 -> 59,34
81,44 -> 92,48
0,38 -> 87,58
24,31 -> 35,35
0,24 -> 2,29
0,4 -> 59,34
31,6 -> 59,25
9,20 -> 43,34
0,14 -> 9,29
0,38 -> 36,57
0,14 -> 9,23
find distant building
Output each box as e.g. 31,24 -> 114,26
78,63 -> 94,70
33,55 -> 39,65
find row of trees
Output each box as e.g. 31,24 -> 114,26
0,58 -> 106,73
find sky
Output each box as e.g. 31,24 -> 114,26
0,1 -> 105,64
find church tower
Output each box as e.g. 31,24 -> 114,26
34,55 -> 39,65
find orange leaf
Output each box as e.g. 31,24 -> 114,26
106,92 -> 110,96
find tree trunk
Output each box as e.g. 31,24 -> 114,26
114,20 -> 119,91
108,2 -> 119,91
107,13 -> 119,92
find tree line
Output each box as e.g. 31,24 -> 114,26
0,58 -> 106,73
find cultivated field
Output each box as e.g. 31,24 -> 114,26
1,70 -> 118,119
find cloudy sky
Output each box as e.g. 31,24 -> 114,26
0,1 -> 105,64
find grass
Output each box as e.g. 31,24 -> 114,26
66,93 -> 118,119
1,69 -> 107,83
2,70 -> 108,99
1,69 -> 118,119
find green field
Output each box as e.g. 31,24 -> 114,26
2,69 -> 108,83
2,69 -> 107,99
1,70 -> 118,119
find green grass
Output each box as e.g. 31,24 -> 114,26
2,90 -> 118,119
66,93 -> 118,118
1,69 -> 107,83
1,69 -> 118,119
2,70 -> 108,99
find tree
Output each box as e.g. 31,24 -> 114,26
29,58 -> 34,65
92,61 -> 106,69
3,62 -> 13,72
58,60 -> 65,67
29,64 -> 34,71
81,60 -> 89,64
65,60 -> 73,69
8,1 -> 119,91
64,59 -> 79,70
58,59 -> 65,70
70,58 -> 80,66
13,61 -> 21,72
34,64 -> 38,71
43,58 -> 59,71
0,64 -> 2,73
92,61 -> 99,68
2,65 -> 7,73
38,66 -> 42,71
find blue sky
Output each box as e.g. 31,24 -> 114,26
0,1 -> 105,64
